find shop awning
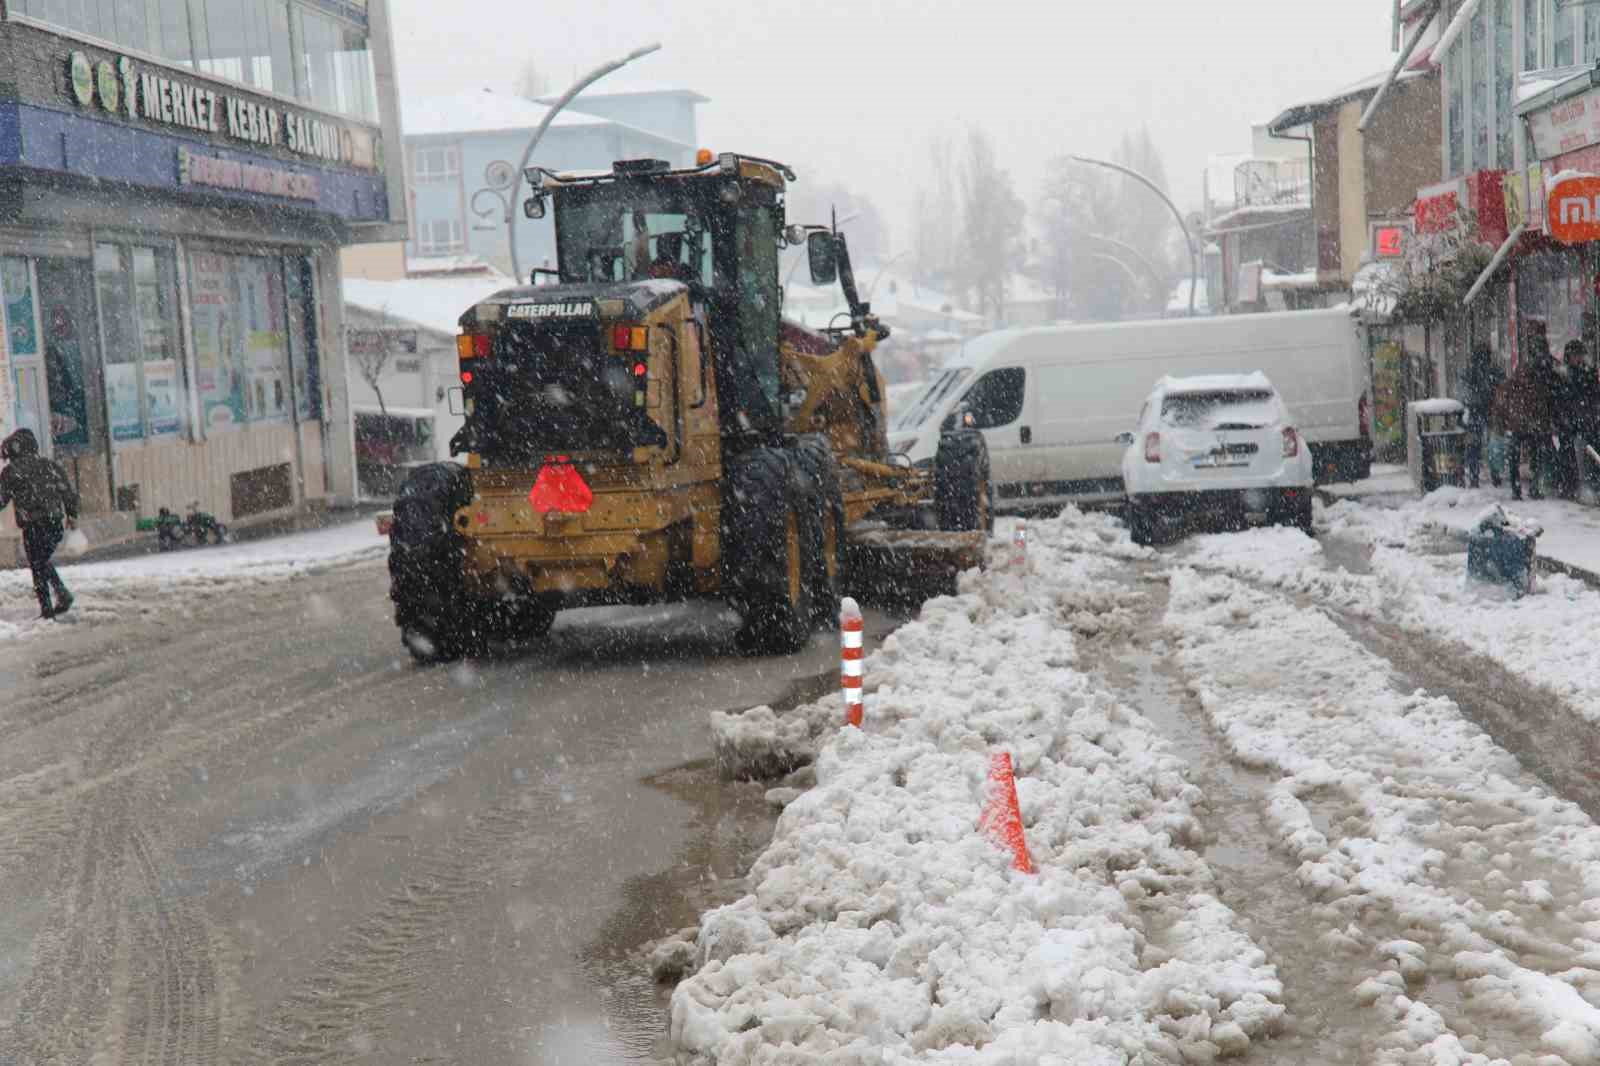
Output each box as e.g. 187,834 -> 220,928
1462,223 -> 1527,307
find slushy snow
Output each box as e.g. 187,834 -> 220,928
677,510 -> 1285,1063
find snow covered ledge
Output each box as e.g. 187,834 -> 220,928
673,510 -> 1285,1063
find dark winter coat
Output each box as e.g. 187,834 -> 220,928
1567,367 -> 1600,435
1496,361 -> 1556,435
0,429 -> 78,527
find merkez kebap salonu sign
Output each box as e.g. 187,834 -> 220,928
67,51 -> 378,172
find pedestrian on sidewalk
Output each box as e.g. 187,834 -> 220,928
0,428 -> 79,619
1562,341 -> 1600,498
1497,337 -> 1557,501
1461,345 -> 1504,489
1553,341 -> 1589,498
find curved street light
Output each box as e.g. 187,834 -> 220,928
1070,154 -> 1200,317
508,42 -> 663,281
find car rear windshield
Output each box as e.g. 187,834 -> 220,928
1160,389 -> 1280,430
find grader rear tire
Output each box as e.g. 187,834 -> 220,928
389,462 -> 474,664
724,448 -> 816,656
792,434 -> 845,629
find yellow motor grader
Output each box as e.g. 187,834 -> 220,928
383,152 -> 991,661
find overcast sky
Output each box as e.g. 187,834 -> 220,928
389,0 -> 1400,247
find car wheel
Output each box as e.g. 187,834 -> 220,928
1296,496 -> 1315,537
1127,499 -> 1155,547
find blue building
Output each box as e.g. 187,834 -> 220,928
401,85 -> 707,278
0,0 -> 406,555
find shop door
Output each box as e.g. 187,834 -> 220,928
1,257 -> 47,453
35,260 -> 97,455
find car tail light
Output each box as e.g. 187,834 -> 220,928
1282,427 -> 1300,458
1358,393 -> 1371,441
457,333 -> 492,358
1143,432 -> 1161,463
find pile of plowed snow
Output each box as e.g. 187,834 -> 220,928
678,510 -> 1285,1063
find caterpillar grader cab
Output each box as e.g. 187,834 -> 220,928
383,151 -> 992,662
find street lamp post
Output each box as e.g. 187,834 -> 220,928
508,42 -> 662,282
866,251 -> 909,303
1071,154 -> 1200,317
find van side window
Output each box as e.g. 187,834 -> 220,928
962,368 -> 1025,430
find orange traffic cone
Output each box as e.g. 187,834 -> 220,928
977,752 -> 1035,874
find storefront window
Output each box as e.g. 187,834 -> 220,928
1519,249 -> 1588,364
1586,4 -> 1600,62
96,243 -> 186,444
2,258 -> 45,446
188,251 -> 316,434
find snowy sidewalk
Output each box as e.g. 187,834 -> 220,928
0,517 -> 387,642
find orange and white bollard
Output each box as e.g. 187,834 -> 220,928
841,596 -> 864,727
1011,519 -> 1028,569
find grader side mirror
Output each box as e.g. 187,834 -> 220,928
807,231 -> 838,286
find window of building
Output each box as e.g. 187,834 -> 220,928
1555,0 -> 1576,64
95,242 -> 186,443
1447,32 -> 1466,177
1471,2 -> 1491,171
415,219 -> 465,257
187,250 -> 316,433
1525,0 -> 1542,70
412,146 -> 461,184
1497,0 -> 1515,166
11,1 -> 376,123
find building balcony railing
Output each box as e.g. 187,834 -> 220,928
1234,158 -> 1312,209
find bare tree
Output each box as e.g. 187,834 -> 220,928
909,136 -> 959,289
349,311 -> 407,421
956,128 -> 1026,325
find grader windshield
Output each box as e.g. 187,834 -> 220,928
547,163 -> 787,442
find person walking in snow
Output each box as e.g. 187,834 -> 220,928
0,429 -> 78,618
1461,345 -> 1504,489
1567,341 -> 1600,497
1498,339 -> 1557,501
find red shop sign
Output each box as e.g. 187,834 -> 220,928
1547,175 -> 1600,243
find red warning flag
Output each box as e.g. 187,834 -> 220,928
529,459 -> 594,514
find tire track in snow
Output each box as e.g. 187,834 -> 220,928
1163,555 -> 1600,1063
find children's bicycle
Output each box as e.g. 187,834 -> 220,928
155,503 -> 229,551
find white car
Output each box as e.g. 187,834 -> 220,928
1118,372 -> 1315,546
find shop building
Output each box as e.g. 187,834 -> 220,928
0,0 -> 405,559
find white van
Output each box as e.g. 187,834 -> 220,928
886,308 -> 1372,510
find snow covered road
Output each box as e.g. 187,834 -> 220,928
679,504 -> 1600,1065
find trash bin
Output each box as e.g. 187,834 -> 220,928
1406,399 -> 1467,493
1466,504 -> 1542,597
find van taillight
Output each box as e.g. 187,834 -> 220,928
1282,427 -> 1300,458
1143,432 -> 1161,463
1359,393 -> 1371,440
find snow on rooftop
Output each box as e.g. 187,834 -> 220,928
1156,371 -> 1274,395
402,90 -> 608,138
536,80 -> 709,104
344,274 -> 518,337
